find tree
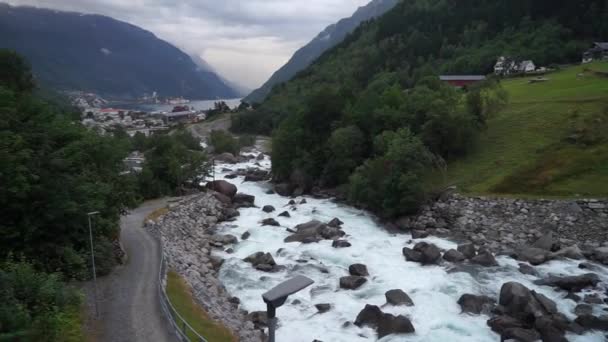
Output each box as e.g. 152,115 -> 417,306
349,128 -> 433,217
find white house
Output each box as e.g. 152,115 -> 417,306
494,56 -> 536,76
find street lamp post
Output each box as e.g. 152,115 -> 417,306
262,275 -> 314,342
87,211 -> 100,318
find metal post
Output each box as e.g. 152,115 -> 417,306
267,304 -> 276,342
88,211 -> 100,318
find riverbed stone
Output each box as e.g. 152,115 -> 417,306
261,218 -> 280,226
574,304 -> 593,316
385,289 -> 414,306
206,180 -> 237,198
348,264 -> 369,277
328,218 -> 344,227
518,263 -> 539,276
471,251 -> 498,267
339,276 -> 367,290
412,242 -> 441,265
457,243 -> 477,259
457,294 -> 496,314
315,304 -> 331,313
443,249 -> 465,262
534,273 -> 600,291
332,240 -> 351,248
262,205 -> 275,213
278,211 -> 291,218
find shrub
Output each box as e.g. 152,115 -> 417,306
209,130 -> 239,155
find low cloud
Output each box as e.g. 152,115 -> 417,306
6,0 -> 369,88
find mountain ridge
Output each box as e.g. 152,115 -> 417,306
244,0 -> 398,104
0,3 -> 239,100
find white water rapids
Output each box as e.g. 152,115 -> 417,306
212,152 -> 608,342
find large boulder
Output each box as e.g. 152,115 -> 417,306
518,247 -> 551,265
247,311 -> 268,329
211,234 -> 238,245
244,252 -> 279,272
471,251 -> 499,267
327,218 -> 344,228
499,282 -> 558,321
518,263 -> 539,276
284,220 -> 344,243
354,305 -> 415,338
457,294 -> 496,314
551,245 -> 584,260
233,193 -> 255,206
574,314 -> 608,331
591,246 -> 608,264
377,314 -> 415,338
487,315 -> 525,334
443,249 -> 465,262
339,276 -> 367,290
262,205 -> 275,213
315,304 -> 331,314
457,243 -> 477,259
332,240 -> 351,248
261,218 -> 280,226
354,304 -> 383,327
385,289 -> 414,306
216,152 -> 238,164
502,328 -> 541,342
533,232 -> 560,252
206,180 -> 237,198
403,247 -> 422,263
534,273 -> 601,292
349,264 -> 369,277
411,242 -> 441,265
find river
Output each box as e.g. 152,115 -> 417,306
108,98 -> 242,112
211,152 -> 607,342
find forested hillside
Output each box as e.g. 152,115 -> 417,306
232,0 -> 608,217
0,50 -> 209,340
244,0 -> 398,104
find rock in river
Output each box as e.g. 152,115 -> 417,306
348,264 -> 369,277
457,294 -> 495,314
206,180 -> 237,198
339,276 -> 367,290
385,289 -> 414,306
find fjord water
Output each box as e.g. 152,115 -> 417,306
214,153 -> 607,342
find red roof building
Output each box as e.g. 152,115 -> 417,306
439,75 -> 486,88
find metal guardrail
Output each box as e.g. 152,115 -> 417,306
158,245 -> 208,342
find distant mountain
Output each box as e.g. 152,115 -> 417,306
190,53 -> 250,97
244,0 -> 398,104
0,4 -> 239,100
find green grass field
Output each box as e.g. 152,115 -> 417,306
443,61 -> 608,198
166,271 -> 236,342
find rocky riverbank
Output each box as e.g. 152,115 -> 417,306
393,193 -> 608,264
145,193 -> 263,342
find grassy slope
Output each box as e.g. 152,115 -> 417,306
166,271 -> 236,342
444,61 -> 608,198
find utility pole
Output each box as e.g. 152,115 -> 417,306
87,211 -> 100,318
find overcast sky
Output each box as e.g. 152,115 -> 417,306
6,0 -> 370,89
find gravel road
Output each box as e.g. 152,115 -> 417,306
83,199 -> 174,342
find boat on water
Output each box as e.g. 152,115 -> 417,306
166,97 -> 190,105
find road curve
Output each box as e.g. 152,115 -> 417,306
83,199 -> 173,342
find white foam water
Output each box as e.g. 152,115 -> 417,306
213,153 -> 608,342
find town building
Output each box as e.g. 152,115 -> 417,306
582,42 -> 608,63
494,56 -> 536,76
439,75 -> 486,88
159,111 -> 197,125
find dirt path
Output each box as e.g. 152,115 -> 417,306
83,200 -> 173,342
